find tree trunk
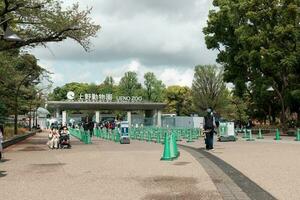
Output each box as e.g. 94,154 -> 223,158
273,84 -> 287,132
35,107 -> 38,127
14,94 -> 18,135
29,102 -> 32,131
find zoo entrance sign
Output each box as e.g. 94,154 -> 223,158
66,91 -> 143,103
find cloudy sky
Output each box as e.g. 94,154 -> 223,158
31,0 -> 218,88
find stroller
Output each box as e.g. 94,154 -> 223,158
59,132 -> 72,149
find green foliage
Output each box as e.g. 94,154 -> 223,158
0,0 -> 100,51
192,65 -> 226,112
144,72 -> 166,102
0,51 -> 47,134
203,0 -> 300,127
164,86 -> 193,116
118,71 -> 142,96
100,76 -> 116,94
48,82 -> 90,100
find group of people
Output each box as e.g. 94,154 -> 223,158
99,121 -> 116,131
47,126 -> 71,149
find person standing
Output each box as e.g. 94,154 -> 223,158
203,108 -> 216,150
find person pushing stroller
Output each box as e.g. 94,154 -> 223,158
59,126 -> 71,149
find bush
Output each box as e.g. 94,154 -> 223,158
3,126 -> 29,141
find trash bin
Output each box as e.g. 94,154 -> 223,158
120,121 -> 130,144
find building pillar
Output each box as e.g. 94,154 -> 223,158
62,110 -> 67,126
153,110 -> 158,126
56,108 -> 60,119
157,110 -> 162,127
127,111 -> 132,127
95,111 -> 100,123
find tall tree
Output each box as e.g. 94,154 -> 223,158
192,65 -> 226,113
165,86 -> 192,116
99,76 -> 115,94
203,0 -> 300,129
0,0 -> 100,51
144,72 -> 165,102
0,51 -> 46,134
103,76 -> 114,86
118,71 -> 141,96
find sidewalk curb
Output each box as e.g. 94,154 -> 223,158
3,130 -> 40,149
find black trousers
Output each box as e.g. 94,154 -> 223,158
205,131 -> 214,150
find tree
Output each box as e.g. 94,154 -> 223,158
0,0 -> 100,51
99,76 -> 115,95
203,0 -> 300,129
0,51 -> 46,134
118,71 -> 142,96
192,65 -> 227,113
144,72 -> 165,102
103,76 -> 114,86
164,86 -> 192,116
48,82 -> 90,101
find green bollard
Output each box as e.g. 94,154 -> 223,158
115,130 -> 120,143
186,129 -> 194,142
147,130 -> 151,142
156,131 -> 161,143
295,129 -> 300,141
257,128 -> 264,139
220,126 -> 225,137
176,130 -> 182,141
274,129 -> 281,140
246,129 -> 255,141
170,133 -> 180,159
87,133 -> 92,144
242,129 -> 248,138
160,130 -> 165,144
161,133 -> 173,161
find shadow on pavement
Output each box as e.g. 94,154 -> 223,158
0,158 -> 11,163
173,161 -> 191,166
18,146 -> 46,151
0,171 -> 7,178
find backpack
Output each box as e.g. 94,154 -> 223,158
204,115 -> 214,130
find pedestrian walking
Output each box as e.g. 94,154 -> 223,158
203,108 -> 216,150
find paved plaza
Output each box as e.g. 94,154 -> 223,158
1,132 -> 300,200
180,136 -> 300,200
0,131 -> 220,200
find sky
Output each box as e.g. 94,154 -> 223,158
31,0 -> 218,88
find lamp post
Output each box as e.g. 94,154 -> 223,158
267,86 -> 275,124
0,18 -> 24,42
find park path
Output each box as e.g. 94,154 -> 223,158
0,131 -> 221,200
180,136 -> 300,200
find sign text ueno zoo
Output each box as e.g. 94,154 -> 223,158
67,92 -> 143,103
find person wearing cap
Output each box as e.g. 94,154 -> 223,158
203,108 -> 216,150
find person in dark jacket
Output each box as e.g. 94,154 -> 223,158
203,108 -> 216,150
